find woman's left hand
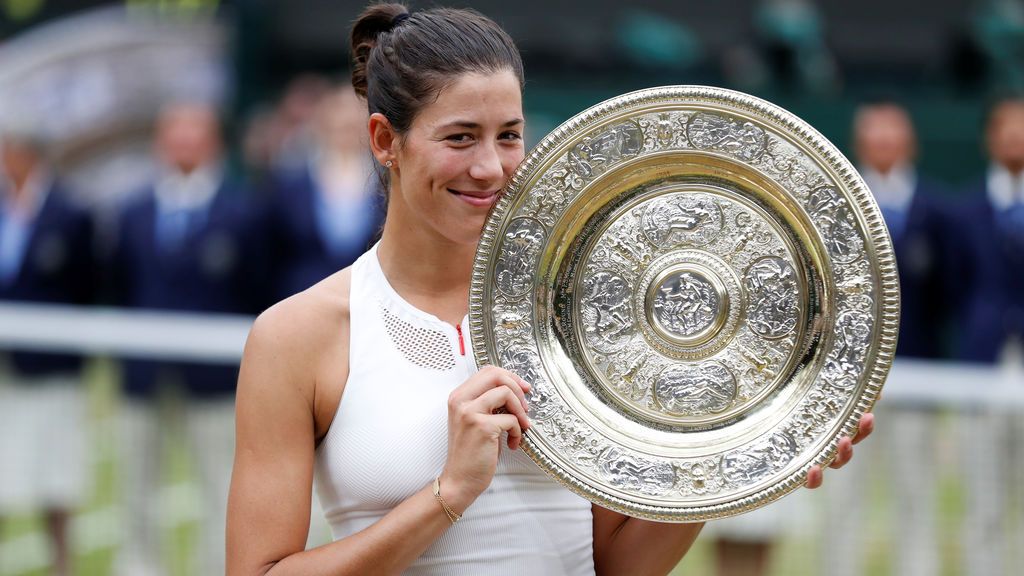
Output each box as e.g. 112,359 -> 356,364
805,411 -> 875,489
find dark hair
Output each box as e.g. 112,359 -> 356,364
350,3 -> 524,135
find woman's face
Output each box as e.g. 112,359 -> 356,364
391,70 -> 525,245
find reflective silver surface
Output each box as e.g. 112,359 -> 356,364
470,86 -> 899,521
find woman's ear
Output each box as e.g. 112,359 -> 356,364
368,112 -> 397,167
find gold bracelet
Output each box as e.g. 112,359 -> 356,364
433,477 -> 462,524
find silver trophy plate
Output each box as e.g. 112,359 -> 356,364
469,86 -> 899,521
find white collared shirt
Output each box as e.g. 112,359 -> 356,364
987,164 -> 1024,211
153,164 -> 222,251
0,169 -> 52,284
861,164 -> 917,214
154,164 -> 222,215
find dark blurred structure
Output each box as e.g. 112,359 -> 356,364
2,1 -> 1015,189
233,0 -> 1018,187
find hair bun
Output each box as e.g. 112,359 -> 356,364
350,3 -> 409,99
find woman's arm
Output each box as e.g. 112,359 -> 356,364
592,508 -> 703,576
591,412 -> 875,575
226,289 -> 531,576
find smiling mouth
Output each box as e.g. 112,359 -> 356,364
449,188 -> 499,207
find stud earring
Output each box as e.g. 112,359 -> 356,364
385,160 -> 394,168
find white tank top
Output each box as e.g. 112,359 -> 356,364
314,245 -> 595,575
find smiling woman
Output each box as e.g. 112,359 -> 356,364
225,3 -> 870,576
372,70 -> 525,247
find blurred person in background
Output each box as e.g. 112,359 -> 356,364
266,83 -> 384,303
0,128 -> 95,576
242,74 -> 333,178
108,102 -> 267,576
955,95 -> 1024,576
819,101 -> 954,576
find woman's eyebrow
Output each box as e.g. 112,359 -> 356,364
439,118 -> 525,130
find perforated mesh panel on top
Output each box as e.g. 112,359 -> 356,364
381,305 -> 457,371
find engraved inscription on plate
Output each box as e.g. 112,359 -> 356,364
654,362 -> 737,416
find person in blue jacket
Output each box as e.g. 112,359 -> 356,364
266,84 -> 385,303
856,102 -> 956,359
958,97 -> 1024,363
108,102 -> 266,576
955,95 -> 1024,576
0,128 -> 94,576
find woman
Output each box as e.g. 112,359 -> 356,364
226,4 -> 872,575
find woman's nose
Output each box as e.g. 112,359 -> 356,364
469,141 -> 504,183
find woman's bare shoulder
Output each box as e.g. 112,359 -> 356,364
240,268 -> 353,441
256,269 -> 351,342
242,268 -> 352,393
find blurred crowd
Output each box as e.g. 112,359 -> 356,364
0,2 -> 1023,576
0,78 -> 386,576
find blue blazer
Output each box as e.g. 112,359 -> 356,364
0,184 -> 95,378
887,178 -> 958,359
266,166 -> 384,303
953,179 -> 1024,363
110,181 -> 268,398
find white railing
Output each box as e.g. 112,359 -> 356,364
0,301 -> 1022,407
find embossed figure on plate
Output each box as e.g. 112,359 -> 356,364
568,121 -> 644,179
654,362 -> 737,416
598,447 -> 677,496
806,186 -> 864,264
721,431 -> 798,485
641,194 -> 724,247
581,271 -> 635,353
744,257 -> 800,338
651,270 -> 721,340
823,309 -> 873,389
686,112 -> 767,161
495,218 -> 546,297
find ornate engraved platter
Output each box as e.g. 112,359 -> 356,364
469,86 -> 899,521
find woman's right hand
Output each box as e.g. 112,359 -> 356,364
439,365 -> 532,513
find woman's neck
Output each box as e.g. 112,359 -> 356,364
376,212 -> 478,326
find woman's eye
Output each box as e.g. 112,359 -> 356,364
446,133 -> 473,144
500,131 -> 522,141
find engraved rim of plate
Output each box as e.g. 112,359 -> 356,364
470,85 -> 899,522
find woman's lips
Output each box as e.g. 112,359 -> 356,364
449,188 -> 498,207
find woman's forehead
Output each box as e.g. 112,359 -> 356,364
418,71 -> 523,128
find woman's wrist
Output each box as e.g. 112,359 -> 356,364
436,471 -> 477,517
